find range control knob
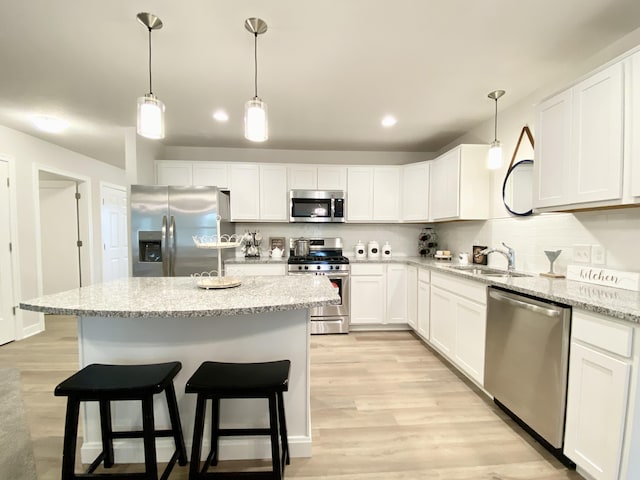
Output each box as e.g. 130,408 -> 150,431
304,265 -> 309,270
317,265 -> 321,270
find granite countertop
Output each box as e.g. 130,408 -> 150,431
222,255 -> 640,323
19,276 -> 340,318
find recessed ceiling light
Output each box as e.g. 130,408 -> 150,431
381,115 -> 397,127
31,115 -> 68,133
213,110 -> 229,122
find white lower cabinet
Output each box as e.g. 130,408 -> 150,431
429,272 -> 486,385
224,263 -> 287,276
407,266 -> 418,330
564,310 -> 633,480
350,263 -> 407,327
416,269 -> 430,339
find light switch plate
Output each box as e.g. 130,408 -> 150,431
573,244 -> 592,263
591,245 -> 606,265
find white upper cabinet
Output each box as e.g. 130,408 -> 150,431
402,161 -> 430,222
317,166 -> 347,191
630,51 -> 640,198
259,165 -> 288,221
572,63 -> 624,204
287,165 -> 347,191
534,61 -> 625,210
156,161 -> 193,186
346,167 -> 374,221
228,164 -> 287,221
192,162 -> 230,189
347,166 -> 401,222
372,166 -> 401,221
287,166 -> 317,190
429,145 -> 490,221
533,90 -> 573,208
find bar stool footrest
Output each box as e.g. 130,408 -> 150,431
217,428 -> 272,437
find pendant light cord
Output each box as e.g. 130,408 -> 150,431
253,32 -> 259,98
148,28 -> 153,95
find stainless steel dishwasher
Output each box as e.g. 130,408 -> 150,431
485,287 -> 572,460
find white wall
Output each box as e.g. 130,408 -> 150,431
162,146 -> 434,165
434,28 -> 640,275
0,124 -> 126,338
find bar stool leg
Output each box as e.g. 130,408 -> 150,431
164,382 -> 188,466
210,397 -> 220,467
98,400 -> 114,468
268,394 -> 282,480
277,392 -> 290,467
61,399 -> 80,480
141,396 -> 159,480
190,394 -> 207,478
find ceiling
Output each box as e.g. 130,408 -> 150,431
2,1 -> 640,169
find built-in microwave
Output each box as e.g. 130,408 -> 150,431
289,190 -> 346,223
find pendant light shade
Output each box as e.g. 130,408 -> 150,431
487,90 -> 505,170
244,18 -> 268,142
136,12 -> 165,140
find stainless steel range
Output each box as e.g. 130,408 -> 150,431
287,237 -> 350,334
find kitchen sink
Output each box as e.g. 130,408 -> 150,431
446,265 -> 533,278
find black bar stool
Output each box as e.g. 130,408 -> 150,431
185,360 -> 291,479
54,361 -> 188,480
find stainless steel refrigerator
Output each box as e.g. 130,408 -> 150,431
131,185 -> 234,277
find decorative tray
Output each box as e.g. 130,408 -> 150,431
191,272 -> 242,289
434,254 -> 452,260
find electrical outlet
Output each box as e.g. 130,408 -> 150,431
573,244 -> 592,263
591,245 -> 606,265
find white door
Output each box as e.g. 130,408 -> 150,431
386,263 -> 407,323
350,275 -> 385,324
229,164 -> 260,220
429,286 -> 455,357
429,149 -> 460,220
0,160 -> 16,345
101,185 -> 129,282
259,165 -> 288,221
346,167 -> 373,221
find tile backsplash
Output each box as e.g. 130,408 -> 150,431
236,207 -> 640,275
435,209 -> 640,274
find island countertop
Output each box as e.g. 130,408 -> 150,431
19,275 -> 340,318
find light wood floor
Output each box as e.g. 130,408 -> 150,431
0,315 -> 582,479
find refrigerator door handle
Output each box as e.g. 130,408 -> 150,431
161,215 -> 169,276
169,215 -> 176,276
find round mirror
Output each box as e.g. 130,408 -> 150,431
502,159 -> 533,216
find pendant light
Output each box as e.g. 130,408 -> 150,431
244,18 -> 268,142
136,12 -> 165,140
487,90 -> 505,170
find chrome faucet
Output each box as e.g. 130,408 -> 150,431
476,242 -> 516,271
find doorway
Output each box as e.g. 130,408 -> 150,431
0,158 -> 16,345
37,170 -> 92,296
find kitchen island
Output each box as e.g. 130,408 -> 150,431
20,275 -> 340,464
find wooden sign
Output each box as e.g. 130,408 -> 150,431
566,265 -> 640,291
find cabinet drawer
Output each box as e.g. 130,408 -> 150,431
351,263 -> 385,276
572,310 -> 633,358
418,268 -> 430,283
431,271 -> 486,304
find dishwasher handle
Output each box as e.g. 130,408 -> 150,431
489,289 -> 561,317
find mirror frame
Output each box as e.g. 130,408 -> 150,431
502,159 -> 533,216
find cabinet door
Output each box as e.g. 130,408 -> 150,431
229,164 -> 260,220
288,166 -> 317,190
417,279 -> 430,339
429,149 -> 460,220
402,162 -> 429,222
259,165 -> 288,221
533,90 -> 573,208
347,167 -> 373,221
372,167 -> 401,222
564,342 -> 630,480
429,286 -> 455,357
317,166 -> 347,191
407,266 -> 417,330
572,63 -> 624,204
156,161 -> 193,186
630,52 -> 640,198
386,264 -> 407,324
350,275 -> 385,324
193,162 -> 229,189
454,297 -> 486,385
